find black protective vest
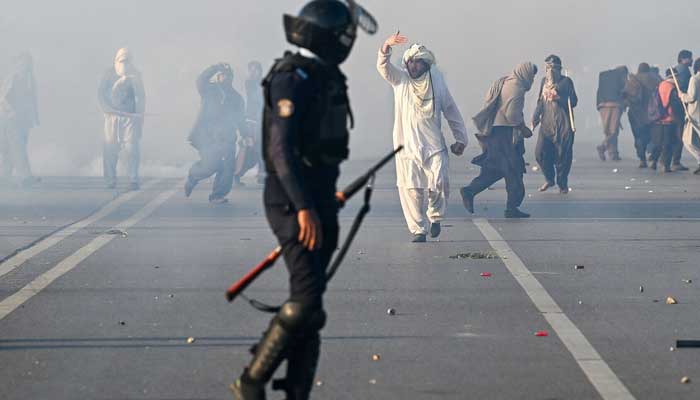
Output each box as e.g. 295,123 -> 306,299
262,52 -> 352,170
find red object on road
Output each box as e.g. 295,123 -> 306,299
480,272 -> 492,277
535,331 -> 549,337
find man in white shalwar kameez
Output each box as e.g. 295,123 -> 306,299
377,33 -> 467,242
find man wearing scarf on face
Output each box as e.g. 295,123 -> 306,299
377,33 -> 467,243
0,52 -> 40,186
98,48 -> 146,191
185,63 -> 245,204
461,62 -> 537,219
532,55 -> 578,194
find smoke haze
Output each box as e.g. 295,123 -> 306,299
1,0 -> 698,176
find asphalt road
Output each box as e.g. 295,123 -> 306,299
1,152 -> 699,400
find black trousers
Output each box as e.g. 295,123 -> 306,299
187,141 -> 236,200
630,120 -> 652,162
264,203 -> 339,307
672,122 -> 685,165
535,132 -> 574,190
465,127 -> 525,211
650,123 -> 678,169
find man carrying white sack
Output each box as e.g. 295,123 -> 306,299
377,33 -> 467,243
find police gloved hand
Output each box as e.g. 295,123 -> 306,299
450,142 -> 466,156
298,209 -> 323,251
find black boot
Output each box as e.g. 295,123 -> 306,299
596,145 -> 606,161
504,208 -> 530,218
460,187 -> 475,214
429,222 -> 441,238
273,334 -> 321,400
230,373 -> 266,400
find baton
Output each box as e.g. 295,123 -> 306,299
563,69 -> 576,133
225,146 -> 403,303
669,67 -> 700,133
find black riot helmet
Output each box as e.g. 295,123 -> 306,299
284,0 -> 377,65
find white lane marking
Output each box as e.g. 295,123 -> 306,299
0,180 -> 162,280
0,186 -> 178,321
472,218 -> 635,400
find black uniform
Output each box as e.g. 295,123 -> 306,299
240,52 -> 351,400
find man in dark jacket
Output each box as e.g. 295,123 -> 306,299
185,63 -> 245,204
623,63 -> 661,168
532,55 -> 578,194
596,66 -> 628,161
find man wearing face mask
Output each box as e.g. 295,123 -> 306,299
377,33 -> 467,243
229,1 -> 377,399
233,61 -> 265,185
98,48 -> 145,191
0,52 -> 40,186
185,63 -> 245,204
462,62 -> 538,218
532,55 -> 578,194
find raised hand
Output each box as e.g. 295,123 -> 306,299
382,32 -> 408,53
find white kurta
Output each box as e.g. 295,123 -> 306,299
377,48 -> 467,235
377,48 -> 467,189
681,72 -> 700,164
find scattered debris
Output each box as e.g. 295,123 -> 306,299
574,265 -> 585,270
578,301 -> 583,305
480,272 -> 492,278
369,379 -> 377,385
630,178 -> 636,182
653,299 -> 660,303
119,321 -> 126,326
666,297 -> 678,305
648,190 -> 654,194
625,186 -> 632,190
372,354 -> 381,361
644,179 -> 651,184
240,238 -> 252,241
681,376 -> 691,384
315,380 -> 323,387
154,265 -> 160,269
670,347 -> 675,352
186,337 -> 196,344
105,229 -> 128,238
639,286 -> 644,293
532,166 -> 540,172
682,279 -> 693,284
169,294 -> 174,298
535,331 -> 549,337
386,308 -> 396,316
612,168 -> 619,173
449,252 -> 500,260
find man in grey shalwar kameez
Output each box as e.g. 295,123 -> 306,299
532,55 -> 578,194
98,48 -> 146,190
0,53 -> 40,186
460,62 -> 537,219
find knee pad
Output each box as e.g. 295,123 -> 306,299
277,301 -> 326,333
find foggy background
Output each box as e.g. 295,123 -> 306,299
1,0 -> 698,177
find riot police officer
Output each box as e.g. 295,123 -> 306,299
230,1 -> 376,399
